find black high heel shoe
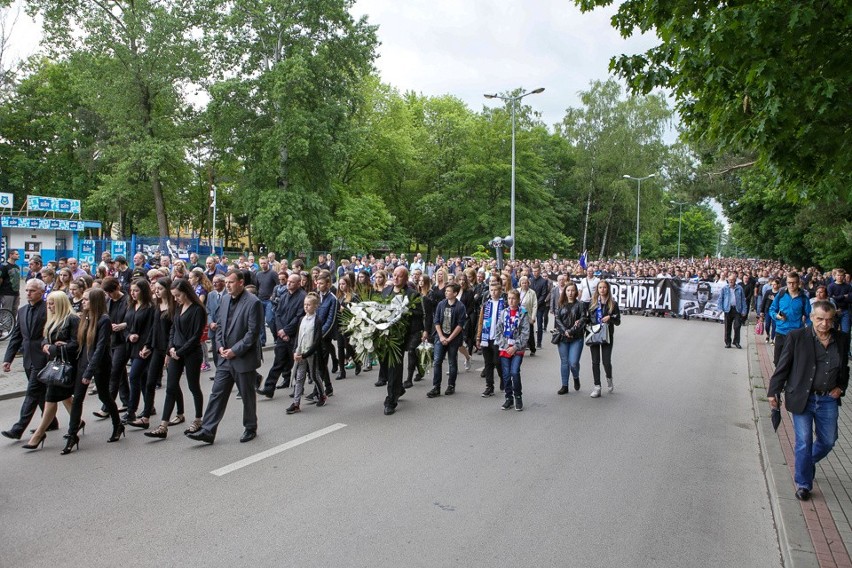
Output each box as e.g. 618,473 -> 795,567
22,433 -> 46,450
63,421 -> 86,439
61,434 -> 79,455
107,424 -> 126,443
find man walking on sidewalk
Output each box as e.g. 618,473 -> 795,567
768,300 -> 850,501
719,272 -> 747,348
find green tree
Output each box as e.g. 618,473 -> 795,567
575,0 -> 851,198
204,0 -> 378,253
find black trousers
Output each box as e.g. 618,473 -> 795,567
106,344 -> 130,410
141,349 -> 168,419
482,340 -> 504,388
527,321 -> 537,354
126,356 -> 151,418
381,357 -> 405,408
318,337 -> 335,393
10,365 -> 56,436
68,369 -> 120,436
773,333 -> 788,367
161,348 -> 203,423
263,338 -> 295,390
724,309 -> 742,346
536,308 -> 546,347
336,332 -> 355,377
588,340 -> 614,386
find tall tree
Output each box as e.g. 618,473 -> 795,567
26,0 -> 207,237
204,0 -> 378,253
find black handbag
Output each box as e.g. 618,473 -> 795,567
550,329 -> 563,344
37,346 -> 74,388
584,323 -> 610,346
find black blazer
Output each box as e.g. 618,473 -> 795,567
79,314 -> 112,381
275,288 -> 306,339
769,326 -> 850,414
145,308 -> 172,352
43,316 -> 80,368
4,301 -> 48,370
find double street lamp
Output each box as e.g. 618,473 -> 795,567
484,87 -> 545,261
670,200 -> 688,259
622,173 -> 655,262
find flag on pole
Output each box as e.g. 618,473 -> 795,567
579,250 -> 587,269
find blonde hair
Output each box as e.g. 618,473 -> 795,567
43,291 -> 77,341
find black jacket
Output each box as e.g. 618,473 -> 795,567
79,314 -> 112,380
145,308 -> 172,352
769,326 -> 850,414
274,288 -> 307,339
4,301 -> 48,370
554,301 -> 587,341
43,316 -> 80,367
107,293 -> 129,348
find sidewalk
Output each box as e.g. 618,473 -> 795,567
751,328 -> 852,568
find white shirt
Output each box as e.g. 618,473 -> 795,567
580,277 -> 600,302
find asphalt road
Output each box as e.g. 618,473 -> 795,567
0,316 -> 781,568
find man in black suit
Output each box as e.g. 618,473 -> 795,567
187,270 -> 264,444
257,272 -> 305,397
314,270 -> 338,397
1,279 -> 55,439
769,300 -> 850,501
380,266 -> 426,415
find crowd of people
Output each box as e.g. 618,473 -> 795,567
0,247 -> 848,456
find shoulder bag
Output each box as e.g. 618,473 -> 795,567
37,345 -> 75,388
584,322 -> 610,346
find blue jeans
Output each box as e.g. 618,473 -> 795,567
764,315 -> 776,340
432,339 -> 460,388
792,394 -> 839,490
557,338 -> 583,386
500,354 -> 524,398
839,309 -> 851,334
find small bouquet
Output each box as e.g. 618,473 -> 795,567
416,339 -> 434,377
340,294 -> 418,367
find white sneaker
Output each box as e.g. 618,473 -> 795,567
606,378 -> 613,393
464,357 -> 471,372
590,386 -> 601,398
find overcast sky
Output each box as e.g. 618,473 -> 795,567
5,0 -> 663,130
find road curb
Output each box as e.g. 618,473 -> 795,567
748,333 -> 820,568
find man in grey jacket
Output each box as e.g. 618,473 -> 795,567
187,270 -> 264,444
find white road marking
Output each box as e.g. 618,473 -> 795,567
210,423 -> 347,477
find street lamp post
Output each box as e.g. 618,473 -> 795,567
484,87 -> 545,261
623,174 -> 655,262
670,200 -> 687,259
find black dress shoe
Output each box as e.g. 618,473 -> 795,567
795,488 -> 811,501
354,361 -> 362,376
426,387 -> 441,398
185,430 -> 215,444
402,379 -> 414,389
374,380 -> 387,387
724,344 -> 732,349
445,385 -> 455,395
1,430 -> 22,440
276,381 -> 290,390
384,405 -> 396,415
334,373 -> 345,381
735,343 -> 742,349
240,430 -> 256,443
331,361 -> 339,374
256,388 -> 274,399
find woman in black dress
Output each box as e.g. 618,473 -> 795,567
22,292 -> 79,450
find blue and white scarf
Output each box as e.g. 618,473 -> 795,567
480,297 -> 506,346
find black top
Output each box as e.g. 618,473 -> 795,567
813,330 -> 841,392
255,268 -> 279,301
107,294 -> 129,348
145,307 -> 172,352
127,305 -> 154,359
169,303 -> 206,357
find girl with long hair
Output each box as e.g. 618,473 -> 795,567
144,278 -> 206,439
22,292 -> 79,450
123,279 -> 155,424
587,280 -> 621,398
62,288 -> 118,454
131,277 -> 177,429
335,273 -> 361,379
189,268 -> 213,372
554,282 -> 587,394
